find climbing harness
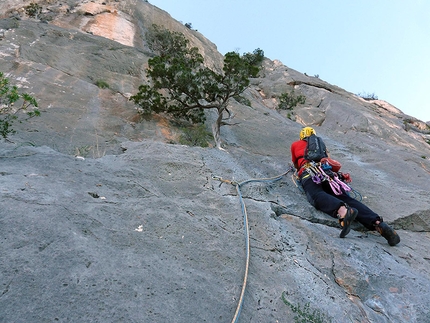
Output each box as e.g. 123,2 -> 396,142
212,166 -> 294,323
292,161 -> 362,201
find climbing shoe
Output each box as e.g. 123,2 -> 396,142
376,222 -> 400,246
339,206 -> 358,238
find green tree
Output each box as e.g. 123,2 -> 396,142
0,72 -> 40,139
131,25 -> 264,149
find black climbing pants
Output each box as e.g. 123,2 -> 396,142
301,175 -> 381,230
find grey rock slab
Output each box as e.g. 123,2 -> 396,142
1,141 -> 430,323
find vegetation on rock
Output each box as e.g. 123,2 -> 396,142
25,3 -> 42,19
281,292 -> 332,323
130,24 -> 264,148
95,80 -> 110,89
0,72 -> 40,139
178,124 -> 212,147
357,91 -> 378,100
278,90 -> 306,110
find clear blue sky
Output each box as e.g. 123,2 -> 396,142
150,0 -> 430,122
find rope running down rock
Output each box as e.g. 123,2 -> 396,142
212,166 -> 293,323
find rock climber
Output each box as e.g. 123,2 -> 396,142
290,126 -> 400,246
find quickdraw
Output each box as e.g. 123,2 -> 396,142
303,161 -> 351,195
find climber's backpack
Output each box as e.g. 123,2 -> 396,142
304,134 -> 328,162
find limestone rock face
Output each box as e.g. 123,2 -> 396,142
1,1 -> 430,322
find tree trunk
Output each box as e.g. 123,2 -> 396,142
212,107 -> 224,149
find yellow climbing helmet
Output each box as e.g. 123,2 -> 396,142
299,126 -> 316,140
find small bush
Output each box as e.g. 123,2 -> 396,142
281,292 -> 332,323
25,3 -> 42,18
0,72 -> 40,139
179,124 -> 212,147
233,95 -> 251,107
278,91 -> 306,110
95,80 -> 109,89
75,145 -> 92,157
358,92 -> 378,100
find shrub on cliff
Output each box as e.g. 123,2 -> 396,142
131,25 -> 264,149
278,90 -> 306,110
0,72 -> 40,139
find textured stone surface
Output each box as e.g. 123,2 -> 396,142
1,1 -> 430,322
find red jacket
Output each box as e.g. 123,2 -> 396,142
290,139 -> 308,176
